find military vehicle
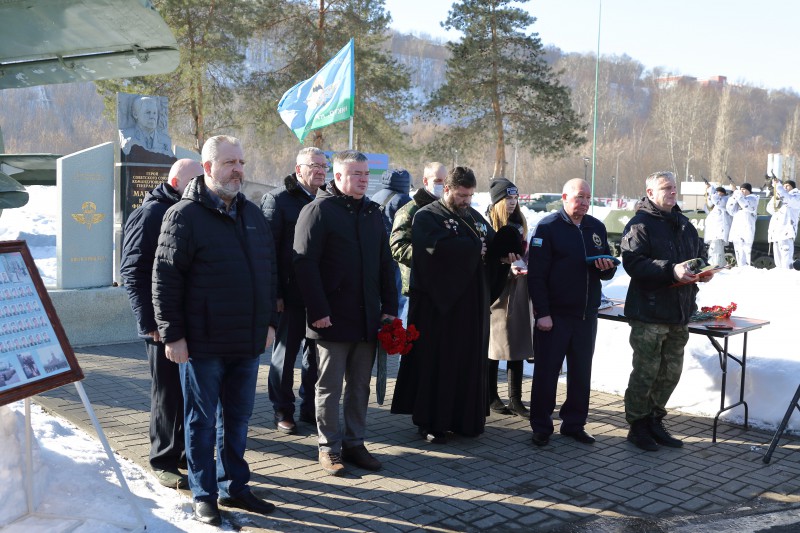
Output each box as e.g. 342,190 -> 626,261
0,0 -> 180,212
519,192 -> 562,212
603,195 -> 797,269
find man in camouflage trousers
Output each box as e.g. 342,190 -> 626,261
620,171 -> 713,452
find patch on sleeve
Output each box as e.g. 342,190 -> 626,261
531,237 -> 543,247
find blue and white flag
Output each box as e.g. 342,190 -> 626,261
277,39 -> 355,142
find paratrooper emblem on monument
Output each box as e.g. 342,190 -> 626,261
71,201 -> 105,230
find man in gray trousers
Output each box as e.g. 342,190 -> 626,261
293,150 -> 397,476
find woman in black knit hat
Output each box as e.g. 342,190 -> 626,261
485,178 -> 533,418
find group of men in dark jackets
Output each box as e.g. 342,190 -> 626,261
123,135 -> 709,526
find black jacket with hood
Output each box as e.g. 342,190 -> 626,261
621,198 -> 701,325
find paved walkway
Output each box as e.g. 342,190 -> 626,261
34,342 -> 800,532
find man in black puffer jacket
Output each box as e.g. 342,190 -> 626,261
294,150 -> 397,477
260,147 -> 326,434
621,170 -> 713,452
121,158 -> 202,490
153,136 -> 278,525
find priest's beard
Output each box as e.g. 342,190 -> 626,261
444,196 -> 469,217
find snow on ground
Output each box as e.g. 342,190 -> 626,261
1,187 -> 799,529
0,401 -> 225,532
596,265 -> 800,432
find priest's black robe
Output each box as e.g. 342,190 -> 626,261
391,200 -> 509,436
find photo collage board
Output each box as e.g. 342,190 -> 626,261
0,241 -> 83,405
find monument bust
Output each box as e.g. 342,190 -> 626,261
119,96 -> 174,157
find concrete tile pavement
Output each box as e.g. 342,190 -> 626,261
34,342 -> 800,532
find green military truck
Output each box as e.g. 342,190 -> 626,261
603,196 -> 799,269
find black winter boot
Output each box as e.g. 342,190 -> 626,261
627,419 -> 659,451
648,415 -> 683,448
487,359 -> 511,414
507,361 -> 530,419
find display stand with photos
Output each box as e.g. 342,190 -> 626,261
0,241 -> 145,531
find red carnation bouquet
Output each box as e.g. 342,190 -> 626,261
690,302 -> 737,321
377,318 -> 420,355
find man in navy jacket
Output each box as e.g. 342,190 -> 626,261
527,179 -> 616,447
261,147 -> 325,434
121,158 -> 201,489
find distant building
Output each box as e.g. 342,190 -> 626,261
698,75 -> 727,87
655,75 -> 727,89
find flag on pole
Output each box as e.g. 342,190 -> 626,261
277,39 -> 355,142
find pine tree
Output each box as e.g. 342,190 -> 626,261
427,0 -> 585,179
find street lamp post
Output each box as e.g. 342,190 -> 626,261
583,157 -> 590,182
615,150 -> 623,200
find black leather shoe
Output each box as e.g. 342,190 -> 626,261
218,491 -> 276,515
153,468 -> 188,489
508,398 -> 530,419
489,398 -> 512,415
648,416 -> 683,448
274,411 -> 297,434
627,419 -> 659,451
418,427 -> 447,444
560,428 -> 596,444
193,500 -> 221,526
531,432 -> 550,447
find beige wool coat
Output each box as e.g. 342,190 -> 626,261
488,273 -> 534,361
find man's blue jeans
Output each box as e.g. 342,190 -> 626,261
180,354 -> 259,502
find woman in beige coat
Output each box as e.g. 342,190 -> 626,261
486,178 -> 534,418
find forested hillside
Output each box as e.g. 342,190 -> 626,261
1,25 -> 798,197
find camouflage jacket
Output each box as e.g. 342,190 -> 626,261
390,187 -> 438,295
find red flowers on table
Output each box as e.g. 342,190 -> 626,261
691,302 -> 737,322
701,302 -> 737,318
377,318 -> 419,355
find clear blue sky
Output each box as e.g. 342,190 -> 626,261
383,0 -> 799,93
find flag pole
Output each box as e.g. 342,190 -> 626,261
349,117 -> 354,149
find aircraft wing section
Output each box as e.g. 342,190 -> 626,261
0,0 -> 179,89
0,155 -> 60,186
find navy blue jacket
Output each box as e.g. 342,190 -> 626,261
527,209 -> 615,319
153,176 -> 277,358
120,182 -> 181,337
371,170 -> 412,235
260,173 -> 314,302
